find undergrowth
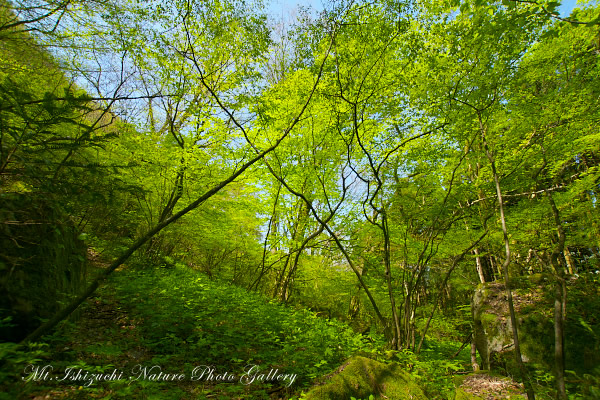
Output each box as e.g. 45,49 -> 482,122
2,263 -> 384,399
0,262 -> 517,399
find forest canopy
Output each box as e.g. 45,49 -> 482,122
1,0 -> 599,399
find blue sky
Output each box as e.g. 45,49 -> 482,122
559,0 -> 578,16
266,0 -> 581,18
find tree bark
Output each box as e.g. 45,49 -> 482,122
474,248 -> 486,284
546,189 -> 568,400
564,247 -> 575,275
471,340 -> 480,371
381,213 -> 402,349
481,121 -> 535,400
249,182 -> 282,292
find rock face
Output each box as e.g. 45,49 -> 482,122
0,193 -> 87,342
471,280 -> 555,372
471,282 -> 523,371
471,277 -> 600,376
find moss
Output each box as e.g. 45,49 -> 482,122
0,193 -> 87,341
303,356 -> 427,400
453,388 -> 483,400
527,273 -> 548,285
480,312 -> 497,326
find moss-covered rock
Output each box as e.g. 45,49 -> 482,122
302,356 -> 427,400
0,193 -> 87,341
471,282 -> 519,370
472,280 -> 555,372
471,277 -> 600,377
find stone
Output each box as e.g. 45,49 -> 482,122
0,193 -> 87,341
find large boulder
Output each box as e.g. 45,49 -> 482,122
471,282 -> 527,371
471,277 -> 600,376
0,193 -> 87,342
303,356 -> 428,400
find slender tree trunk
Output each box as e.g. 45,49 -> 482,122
416,231 -> 486,353
471,340 -> 480,371
564,247 -> 575,275
481,121 -> 535,400
546,189 -> 568,400
382,214 -> 401,349
250,183 -> 282,291
21,116 -> 298,343
263,166 -> 392,338
256,152 -> 391,338
464,191 -> 488,284
281,223 -> 324,303
553,278 -> 567,400
474,248 -> 486,284
451,332 -> 472,359
280,200 -> 312,301
490,255 -> 501,280
274,253 -> 293,299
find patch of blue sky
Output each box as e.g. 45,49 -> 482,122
559,0 -> 577,17
266,0 -> 325,18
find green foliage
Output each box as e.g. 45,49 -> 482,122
389,346 -> 468,398
2,0 -> 600,398
0,341 -> 51,399
2,263 -> 388,399
110,264 -> 381,380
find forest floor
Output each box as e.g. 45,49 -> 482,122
14,262 -> 379,399
459,374 -> 526,399
8,259 -> 532,400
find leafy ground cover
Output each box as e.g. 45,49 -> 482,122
3,263 -> 384,399
1,260 -> 539,400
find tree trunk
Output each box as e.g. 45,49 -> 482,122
546,189 -> 568,400
471,340 -> 480,371
250,183 -> 281,292
21,124 -> 294,343
382,214 -> 402,349
553,277 -> 567,400
564,247 -> 575,275
474,247 -> 486,284
416,231 -> 486,354
481,121 -> 535,400
265,166 -> 392,340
